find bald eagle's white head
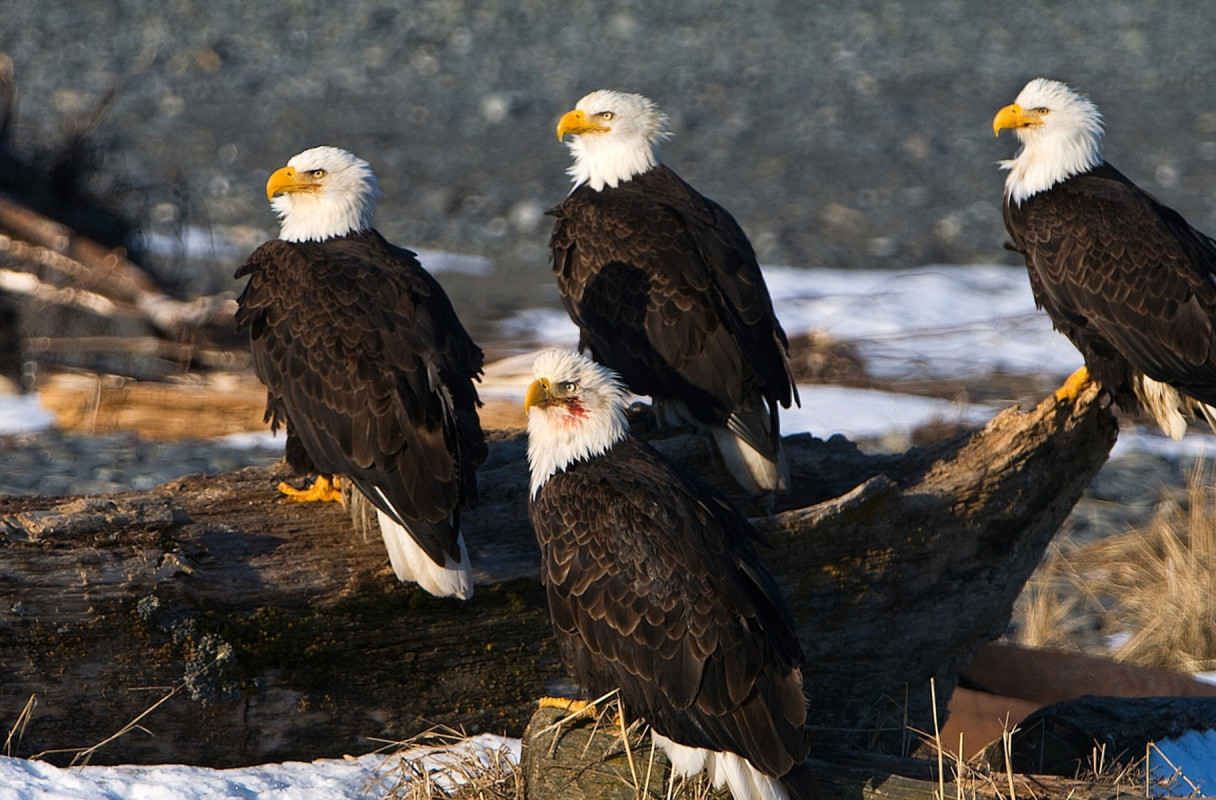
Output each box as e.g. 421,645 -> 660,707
556,90 -> 670,191
524,349 -> 630,497
994,78 -> 1105,205
266,146 -> 380,243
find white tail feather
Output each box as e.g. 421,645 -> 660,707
711,426 -> 788,495
652,400 -> 787,495
1135,376 -> 1189,441
652,732 -> 788,800
375,509 -> 473,599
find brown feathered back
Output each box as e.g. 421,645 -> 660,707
234,229 -> 486,564
528,434 -> 808,779
549,164 -> 797,461
1004,162 -> 1216,410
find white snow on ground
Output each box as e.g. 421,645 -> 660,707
413,248 -> 495,277
764,263 -> 1084,380
782,384 -> 991,441
495,307 -> 581,348
217,429 -> 285,450
497,264 -> 1083,380
0,752 -> 385,800
0,394 -> 55,435
0,734 -> 519,800
1112,426 -> 1216,460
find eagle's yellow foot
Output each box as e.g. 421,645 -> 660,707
1053,366 -> 1092,403
538,697 -> 593,717
277,475 -> 342,503
538,696 -> 621,726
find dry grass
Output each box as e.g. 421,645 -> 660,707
366,695 -> 719,800
1009,541 -> 1094,652
915,715 -> 1038,800
1011,462 -> 1216,672
367,726 -> 522,800
1071,739 -> 1204,798
917,703 -> 1203,800
993,470 -> 1216,794
4,694 -> 35,757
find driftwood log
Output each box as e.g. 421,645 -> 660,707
0,381 -> 1115,769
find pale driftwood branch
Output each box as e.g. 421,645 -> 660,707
0,229 -> 237,338
0,382 -> 1115,769
0,195 -> 159,302
0,221 -> 240,379
0,194 -> 237,374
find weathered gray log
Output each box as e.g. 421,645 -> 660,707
759,381 -> 1120,752
0,382 -> 1116,767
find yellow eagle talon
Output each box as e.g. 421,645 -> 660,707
1053,366 -> 1092,403
277,475 -> 343,503
538,697 -> 591,715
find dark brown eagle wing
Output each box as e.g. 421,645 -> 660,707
1006,163 -> 1216,402
234,231 -> 485,563
528,436 -> 807,777
549,166 -> 797,441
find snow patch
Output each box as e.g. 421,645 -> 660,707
0,395 -> 56,435
0,734 -> 519,800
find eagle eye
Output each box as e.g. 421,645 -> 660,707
597,111 -> 615,121
309,169 -> 327,178
558,380 -> 578,394
1033,107 -> 1050,115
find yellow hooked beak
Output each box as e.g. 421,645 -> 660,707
265,166 -> 318,200
524,378 -> 552,414
992,103 -> 1044,137
556,109 -> 609,140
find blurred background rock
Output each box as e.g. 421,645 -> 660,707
3,1 -> 1216,335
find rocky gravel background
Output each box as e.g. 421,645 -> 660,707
5,2 -> 1216,330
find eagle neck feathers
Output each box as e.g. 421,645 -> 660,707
527,400 -> 629,500
1001,91 -> 1104,206
566,135 -> 660,192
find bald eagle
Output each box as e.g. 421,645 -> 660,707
525,349 -> 810,800
550,90 -> 799,495
234,146 -> 486,599
994,78 -> 1216,439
